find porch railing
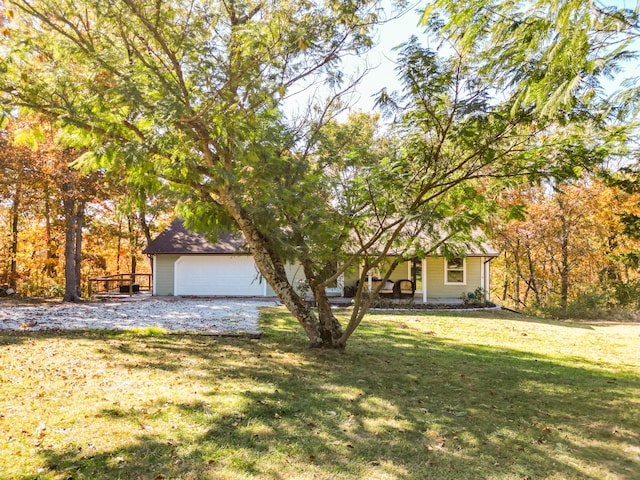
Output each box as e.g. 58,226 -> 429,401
88,273 -> 152,297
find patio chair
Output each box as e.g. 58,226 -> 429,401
393,279 -> 415,299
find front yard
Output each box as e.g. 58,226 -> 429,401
1,307 -> 638,479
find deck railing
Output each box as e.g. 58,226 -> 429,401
88,273 -> 152,297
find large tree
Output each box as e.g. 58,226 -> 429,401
0,0 -> 615,346
1,0 -> 385,346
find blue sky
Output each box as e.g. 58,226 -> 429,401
345,1 -> 425,114
345,0 -> 640,115
284,0 -> 640,120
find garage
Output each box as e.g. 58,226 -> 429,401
174,255 -> 265,296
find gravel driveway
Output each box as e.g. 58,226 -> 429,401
0,297 -> 278,335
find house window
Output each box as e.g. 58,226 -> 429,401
444,257 -> 466,285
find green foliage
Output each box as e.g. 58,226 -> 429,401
422,0 -> 640,120
539,293 -> 608,320
19,277 -> 65,298
461,287 -> 487,306
612,280 -> 640,310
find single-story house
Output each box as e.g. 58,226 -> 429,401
144,219 -> 500,303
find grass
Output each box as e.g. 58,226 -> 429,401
0,308 -> 638,479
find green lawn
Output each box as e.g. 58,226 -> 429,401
1,308 -> 638,479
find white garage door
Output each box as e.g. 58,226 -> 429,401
174,255 -> 264,296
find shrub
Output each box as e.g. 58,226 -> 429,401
461,287 -> 487,306
612,280 -> 640,309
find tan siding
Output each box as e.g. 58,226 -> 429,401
384,259 -> 412,282
426,256 -> 483,299
155,254 -> 181,295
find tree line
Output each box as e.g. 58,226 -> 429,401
0,115 -> 171,300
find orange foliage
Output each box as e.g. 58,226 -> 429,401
490,176 -> 640,310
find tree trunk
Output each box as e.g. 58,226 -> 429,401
514,240 -> 521,307
9,186 -> 21,290
559,212 -> 570,310
74,203 -> 84,297
128,216 -> 137,274
526,250 -> 541,305
43,183 -> 57,277
62,188 -> 81,302
301,257 -> 344,347
116,215 -> 123,275
138,210 -> 154,271
217,188 -> 327,347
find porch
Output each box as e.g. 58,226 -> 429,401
337,256 -> 494,305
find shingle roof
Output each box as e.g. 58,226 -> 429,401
143,218 -> 247,255
144,218 -> 499,257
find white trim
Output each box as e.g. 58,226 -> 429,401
422,258 -> 427,303
480,256 -> 485,296
485,260 -> 491,301
174,256 -> 184,296
263,272 -> 268,297
444,257 -> 466,285
152,255 -> 157,296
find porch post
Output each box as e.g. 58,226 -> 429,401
422,258 -> 427,303
152,255 -> 157,296
485,259 -> 491,302
480,256 -> 485,296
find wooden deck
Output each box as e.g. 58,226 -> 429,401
88,273 -> 152,297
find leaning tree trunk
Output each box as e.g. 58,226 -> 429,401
314,285 -> 344,346
301,256 -> 344,347
218,188 -> 329,347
